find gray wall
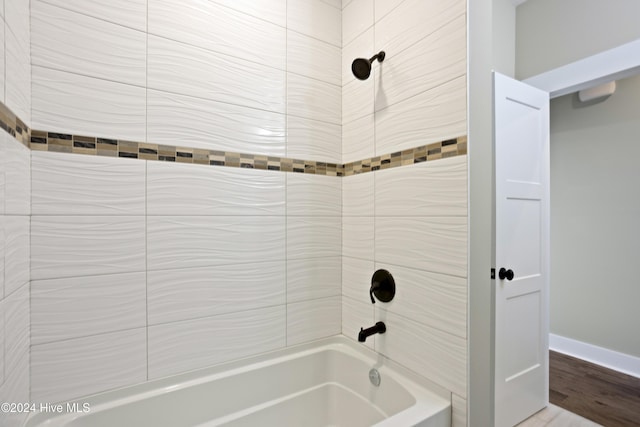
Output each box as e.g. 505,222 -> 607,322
516,0 -> 640,79
550,74 -> 640,357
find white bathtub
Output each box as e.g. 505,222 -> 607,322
25,337 -> 451,427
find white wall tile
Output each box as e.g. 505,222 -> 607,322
375,156 -> 467,217
375,76 -> 466,154
0,218 -> 4,298
148,0 -> 286,70
5,0 -> 29,46
32,151 -> 146,215
287,296 -> 341,346
342,172 -> 374,216
148,35 -> 286,114
343,216 -> 374,260
452,394 -> 467,427
148,306 -> 286,379
374,0 -> 464,56
375,309 -> 467,397
286,174 -> 342,217
3,216 -> 29,295
287,31 -> 341,86
148,262 -> 286,325
31,328 -> 147,403
342,0 -> 373,46
32,66 -> 146,141
209,0 -> 286,27
0,19 -> 5,103
3,135 -> 30,215
5,27 -> 30,126
287,217 -> 342,260
32,2 -> 146,87
287,257 -> 341,303
374,0 -> 405,22
34,0 -> 147,31
147,90 -> 286,156
147,162 -> 286,216
342,27 -> 373,85
342,296 -> 374,348
0,299 -> 4,385
4,283 -> 28,376
31,216 -> 146,280
287,73 -> 342,125
374,263 -> 466,338
343,77 -> 373,124
288,0 -> 341,47
342,0 -> 354,8
147,216 -> 286,271
287,116 -> 342,163
31,272 -> 147,345
374,15 -> 466,110
1,348 -> 29,427
342,114 -> 375,163
342,256 -> 374,301
375,216 -> 467,277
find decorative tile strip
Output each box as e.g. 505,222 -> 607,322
0,100 -> 466,177
0,101 -> 31,148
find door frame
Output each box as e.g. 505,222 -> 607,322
469,37 -> 640,427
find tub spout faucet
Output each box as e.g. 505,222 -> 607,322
358,322 -> 386,342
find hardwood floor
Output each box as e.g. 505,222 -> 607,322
549,351 -> 640,427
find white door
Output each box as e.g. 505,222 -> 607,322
494,72 -> 550,427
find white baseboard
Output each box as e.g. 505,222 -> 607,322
549,334 -> 640,378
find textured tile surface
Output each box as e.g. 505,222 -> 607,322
374,15 -> 466,111
148,35 -> 286,113
147,162 -> 285,216
342,296 -> 374,349
375,76 -> 467,154
342,216 -> 374,260
34,0 -> 147,31
31,328 -> 147,403
375,308 -> 467,397
342,256 -> 375,301
148,0 -> 286,69
375,216 -> 467,277
3,133 -> 30,215
287,31 -> 341,86
148,306 -> 286,379
286,173 -> 342,216
32,66 -> 146,141
375,262 -> 467,338
287,0 -> 341,47
208,0 -> 286,27
31,216 -> 146,280
287,73 -> 342,125
342,0 -> 373,46
287,257 -> 342,303
452,394 -> 467,427
147,216 -> 285,270
286,115 -> 342,164
342,114 -> 375,163
31,272 -> 147,345
287,296 -> 342,346
32,151 -> 146,215
147,262 -> 286,325
3,216 -> 30,295
342,172 -> 374,216
375,156 -> 467,217
287,217 -> 342,260
147,90 -> 286,156
32,2 -> 147,87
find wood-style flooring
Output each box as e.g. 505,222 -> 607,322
549,351 -> 640,427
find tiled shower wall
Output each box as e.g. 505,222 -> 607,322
0,0 -> 469,425
28,0 -> 343,405
0,0 -> 32,426
340,0 -> 468,425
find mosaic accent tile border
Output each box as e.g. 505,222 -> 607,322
0,100 -> 466,177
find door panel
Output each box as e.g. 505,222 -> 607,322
494,72 -> 550,427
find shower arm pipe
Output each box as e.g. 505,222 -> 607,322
369,51 -> 386,63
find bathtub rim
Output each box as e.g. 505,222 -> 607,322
24,335 -> 451,427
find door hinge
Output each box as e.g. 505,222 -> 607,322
491,268 -> 496,279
